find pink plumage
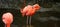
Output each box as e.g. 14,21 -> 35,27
2,12 -> 13,24
20,4 -> 40,16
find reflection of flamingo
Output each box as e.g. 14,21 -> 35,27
2,12 -> 13,27
20,4 -> 40,27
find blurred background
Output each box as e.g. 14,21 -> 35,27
0,0 -> 60,27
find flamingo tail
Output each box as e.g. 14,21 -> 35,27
20,9 -> 23,13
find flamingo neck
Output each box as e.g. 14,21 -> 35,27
6,24 -> 10,27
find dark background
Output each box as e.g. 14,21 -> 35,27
0,0 -> 60,27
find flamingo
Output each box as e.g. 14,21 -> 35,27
2,12 -> 13,27
20,5 -> 33,27
20,4 -> 40,16
20,4 -> 40,27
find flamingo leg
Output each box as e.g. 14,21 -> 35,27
29,16 -> 32,27
26,16 -> 29,27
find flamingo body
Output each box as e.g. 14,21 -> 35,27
26,8 -> 36,16
20,5 -> 33,16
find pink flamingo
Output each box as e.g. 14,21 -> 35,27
20,4 -> 40,27
2,12 -> 13,27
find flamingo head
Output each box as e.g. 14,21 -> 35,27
2,12 -> 13,24
33,4 -> 40,10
